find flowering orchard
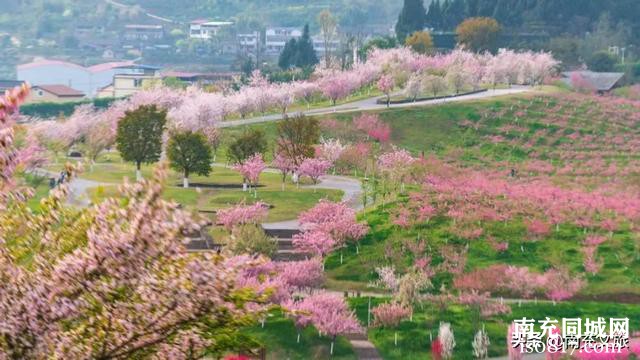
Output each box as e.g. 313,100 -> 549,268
27,47 -> 556,163
316,89 -> 640,358
0,85 -> 284,358
2,83 -> 370,358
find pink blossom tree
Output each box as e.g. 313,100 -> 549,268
272,153 -> 297,191
272,83 -> 296,115
319,73 -> 354,106
371,302 -> 411,346
368,122 -> 392,143
215,201 -> 269,230
316,138 -> 346,164
0,81 -> 264,358
202,126 -> 222,162
82,119 -> 113,170
293,81 -> 320,110
353,113 -> 391,143
371,302 -> 411,328
298,157 -> 332,186
570,72 -> 596,94
377,75 -> 395,107
284,298 -> 316,343
542,267 -> 585,302
233,153 -> 266,191
298,200 -> 369,250
278,258 -> 325,292
309,293 -> 363,355
286,292 -> 362,350
378,148 -> 416,191
292,230 -> 336,258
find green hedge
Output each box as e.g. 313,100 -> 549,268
20,97 -> 119,118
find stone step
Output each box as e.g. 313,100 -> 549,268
264,228 -> 300,239
346,333 -> 382,360
276,242 -> 294,251
272,251 -> 309,261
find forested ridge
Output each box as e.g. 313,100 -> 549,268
426,0 -> 640,34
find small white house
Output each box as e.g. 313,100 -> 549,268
265,27 -> 302,54
238,31 -> 260,55
189,20 -> 234,40
312,35 -> 340,54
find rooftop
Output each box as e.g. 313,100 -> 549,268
18,59 -> 135,73
125,24 -> 164,30
562,71 -> 625,92
34,84 -> 85,97
161,70 -> 239,79
190,19 -> 233,26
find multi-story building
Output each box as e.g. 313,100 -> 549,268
312,35 -> 340,55
265,27 -> 302,55
123,24 -> 164,41
109,65 -> 161,98
189,20 -> 234,40
237,31 -> 260,56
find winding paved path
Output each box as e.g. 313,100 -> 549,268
218,87 -> 531,128
37,169 -> 107,207
262,174 -> 363,230
50,88 -> 531,360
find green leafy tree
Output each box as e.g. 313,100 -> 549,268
425,0 -> 443,29
455,17 -> 501,52
395,0 -> 427,42
405,31 -> 434,54
587,51 -> 617,72
276,114 -> 320,167
226,224 -> 278,257
162,77 -> 188,89
116,105 -> 166,181
360,36 -> 397,60
167,130 -> 213,188
279,38 -> 298,69
295,24 -> 319,68
227,129 -> 268,164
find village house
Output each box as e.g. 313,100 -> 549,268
265,27 -> 302,55
26,84 -> 85,103
189,20 -> 234,40
123,24 -> 165,41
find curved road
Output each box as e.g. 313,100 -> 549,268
218,87 -> 531,128
262,174 -> 363,230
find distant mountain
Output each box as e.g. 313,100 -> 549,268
118,0 -> 402,28
0,0 -> 402,38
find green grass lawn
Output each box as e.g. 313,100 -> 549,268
244,311 -> 356,360
218,90 -> 552,166
46,158 -> 342,222
349,297 -> 640,360
22,173 -> 53,212
325,201 -> 640,298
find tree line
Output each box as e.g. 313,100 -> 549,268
424,0 -> 640,36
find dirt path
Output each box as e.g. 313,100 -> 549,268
346,333 -> 382,360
